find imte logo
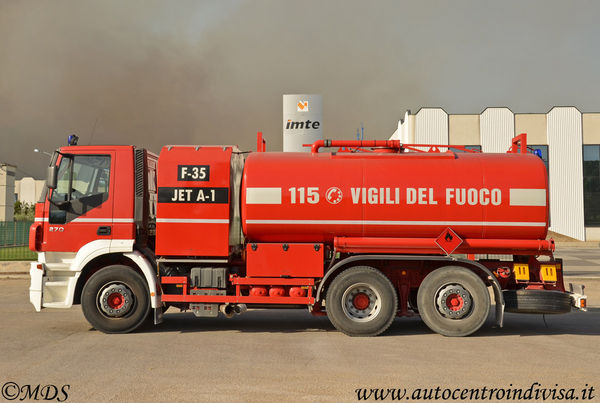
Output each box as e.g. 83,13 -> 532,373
297,101 -> 309,112
285,119 -> 321,130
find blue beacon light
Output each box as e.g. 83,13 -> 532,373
68,134 -> 79,146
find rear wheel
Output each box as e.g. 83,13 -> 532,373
81,265 -> 151,333
417,266 -> 490,337
326,266 -> 397,336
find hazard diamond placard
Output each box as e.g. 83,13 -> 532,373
435,227 -> 463,255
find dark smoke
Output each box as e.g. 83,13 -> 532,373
1,0 -> 600,179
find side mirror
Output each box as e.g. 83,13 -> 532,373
47,165 -> 58,189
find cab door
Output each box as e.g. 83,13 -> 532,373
43,152 -> 115,253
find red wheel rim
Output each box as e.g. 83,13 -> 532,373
353,292 -> 370,310
445,293 -> 464,311
107,292 -> 125,310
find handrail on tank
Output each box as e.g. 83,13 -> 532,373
308,140 -> 485,154
309,135 -> 531,154
402,144 -> 480,153
310,139 -> 402,153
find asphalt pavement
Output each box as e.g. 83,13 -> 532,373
554,248 -> 600,278
1,268 -> 599,401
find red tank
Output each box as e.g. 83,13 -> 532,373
241,151 -> 549,243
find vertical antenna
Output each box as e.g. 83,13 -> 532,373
88,117 -> 99,145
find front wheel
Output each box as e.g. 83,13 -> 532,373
81,265 -> 151,334
417,266 -> 490,337
326,266 -> 397,336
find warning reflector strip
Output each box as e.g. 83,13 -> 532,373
509,189 -> 546,206
246,187 -> 282,204
156,218 -> 229,224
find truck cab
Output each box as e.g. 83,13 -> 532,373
29,138 -> 160,329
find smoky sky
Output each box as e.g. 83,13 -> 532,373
1,0 -> 600,179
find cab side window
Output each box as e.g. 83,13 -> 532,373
70,156 -> 111,199
49,155 -> 111,224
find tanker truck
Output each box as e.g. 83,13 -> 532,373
28,133 -> 587,336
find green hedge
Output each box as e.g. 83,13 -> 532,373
0,222 -> 36,260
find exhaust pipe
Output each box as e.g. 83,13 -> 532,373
219,304 -> 235,318
234,304 -> 247,315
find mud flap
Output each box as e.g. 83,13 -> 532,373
491,279 -> 504,328
154,306 -> 164,325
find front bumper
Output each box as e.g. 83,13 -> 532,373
29,262 -> 43,312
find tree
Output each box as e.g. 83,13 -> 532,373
14,201 -> 35,222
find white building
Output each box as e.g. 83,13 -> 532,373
15,177 -> 46,205
0,170 -> 45,221
391,107 -> 600,241
0,163 -> 16,221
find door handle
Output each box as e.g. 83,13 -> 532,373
97,226 -> 111,236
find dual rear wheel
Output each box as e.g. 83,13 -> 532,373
326,265 -> 490,337
326,266 -> 397,337
417,266 -> 490,337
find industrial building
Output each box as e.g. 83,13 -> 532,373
390,106 -> 600,241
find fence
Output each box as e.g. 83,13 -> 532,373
0,221 -> 37,261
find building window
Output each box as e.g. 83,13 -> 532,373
583,145 -> 600,226
529,145 -> 549,174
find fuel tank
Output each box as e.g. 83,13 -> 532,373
241,151 -> 549,243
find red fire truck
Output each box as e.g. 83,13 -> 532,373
29,133 -> 586,336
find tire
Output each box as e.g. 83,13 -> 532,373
503,289 -> 571,314
81,265 -> 151,334
326,266 -> 397,337
417,266 -> 490,337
